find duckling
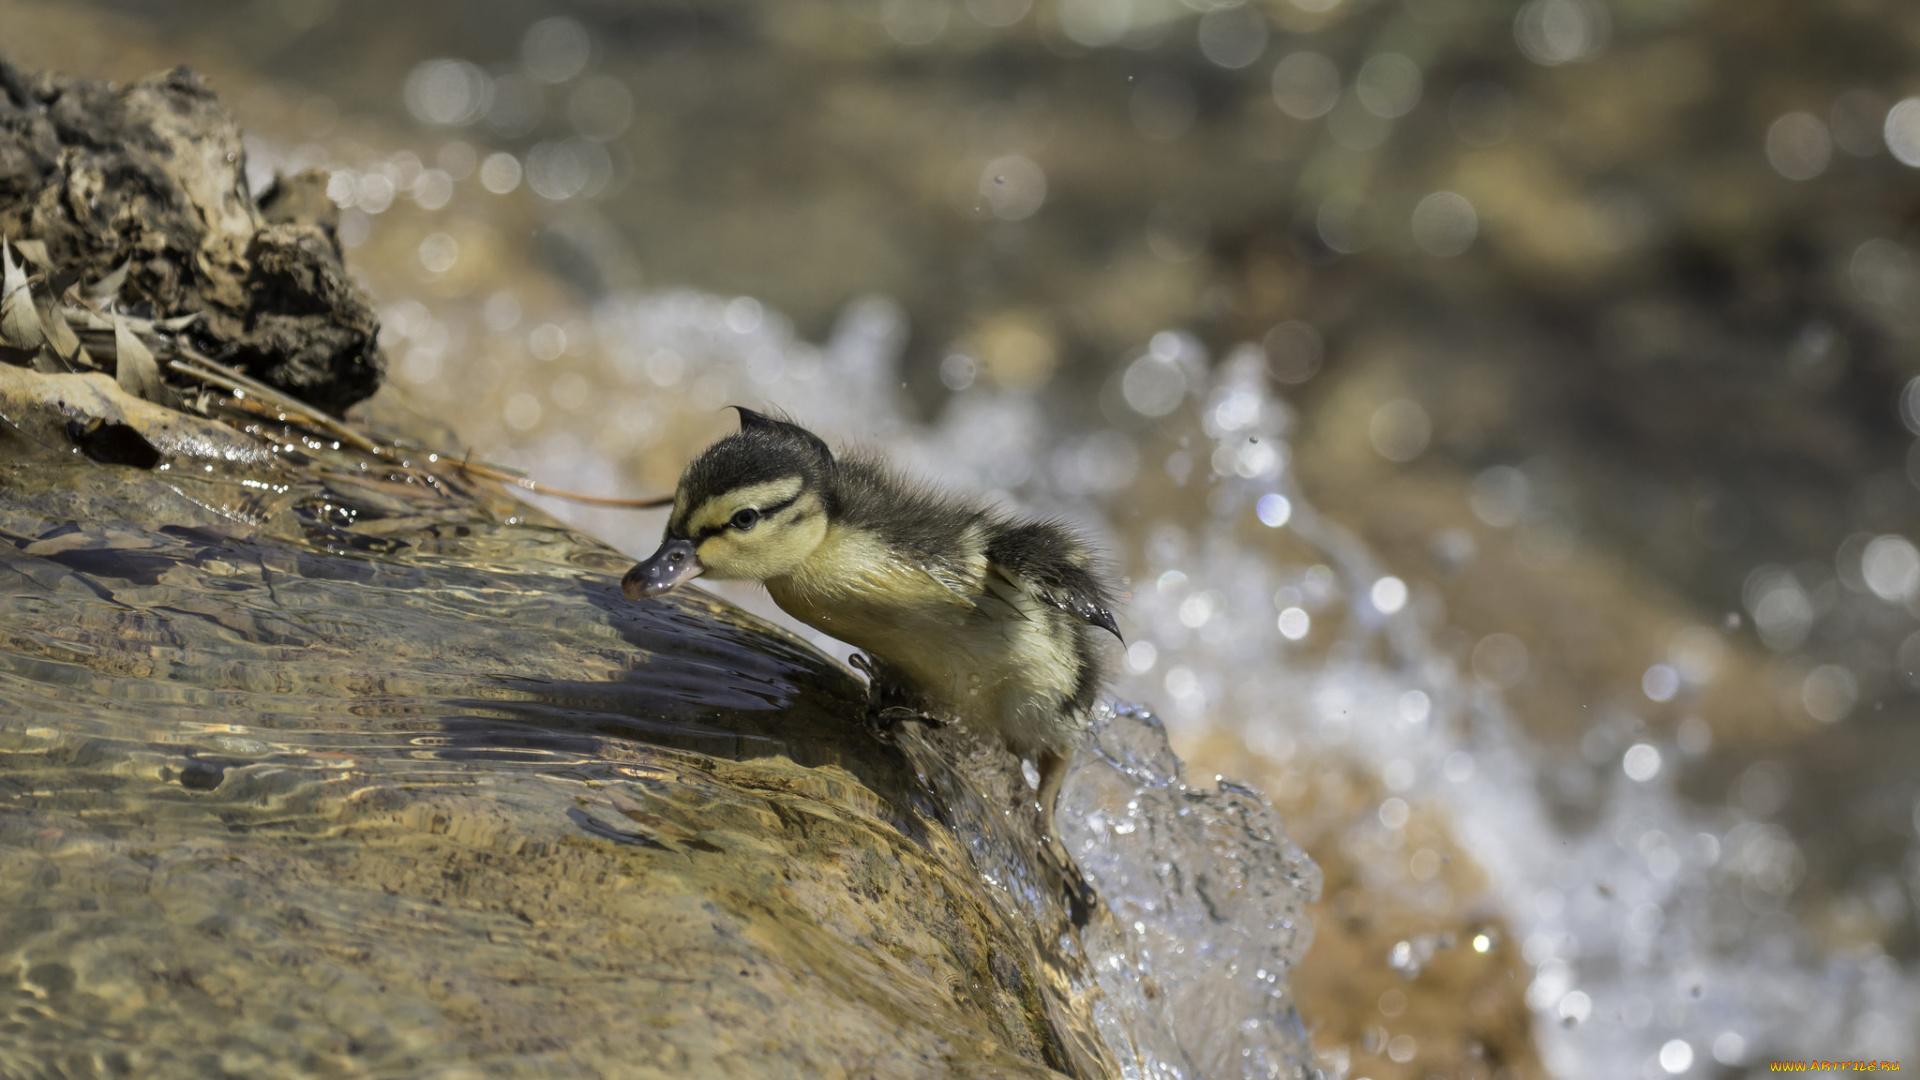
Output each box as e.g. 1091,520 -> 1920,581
622,408 -> 1120,909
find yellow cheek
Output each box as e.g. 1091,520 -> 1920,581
694,502 -> 827,582
695,533 -> 752,578
696,530 -> 796,581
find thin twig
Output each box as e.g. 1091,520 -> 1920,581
169,351 -> 384,455
451,459 -> 675,508
171,362 -> 674,510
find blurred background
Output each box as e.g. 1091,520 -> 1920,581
9,0 -> 1919,1076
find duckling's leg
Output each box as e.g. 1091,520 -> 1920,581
1035,748 -> 1071,851
1036,748 -> 1098,924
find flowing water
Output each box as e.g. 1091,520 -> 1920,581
9,0 -> 1920,1076
0,370 -> 1323,1077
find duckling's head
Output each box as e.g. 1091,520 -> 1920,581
622,408 -> 834,599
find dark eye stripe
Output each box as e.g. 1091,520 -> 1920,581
756,493 -> 802,520
694,492 -> 804,541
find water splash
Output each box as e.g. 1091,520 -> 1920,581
1067,705 -> 1321,1080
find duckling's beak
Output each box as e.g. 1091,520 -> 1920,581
622,538 -> 704,600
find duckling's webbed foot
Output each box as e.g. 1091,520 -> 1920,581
852,653 -> 946,736
1057,857 -> 1098,928
866,705 -> 948,736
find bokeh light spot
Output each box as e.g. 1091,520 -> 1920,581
403,59 -> 492,126
966,0 -> 1031,27
1369,399 -> 1431,462
1197,5 -> 1268,70
1277,606 -> 1311,640
1316,197 -> 1372,253
529,323 -> 567,362
1058,0 -> 1132,47
503,392 -> 542,431
979,155 -> 1046,220
1622,743 -> 1662,782
1861,534 -> 1920,601
479,152 -> 523,195
882,0 -> 950,45
1370,576 -> 1408,614
523,17 -> 592,84
1126,639 -> 1158,673
1355,53 -> 1422,118
416,232 -> 458,274
1470,465 -> 1530,527
1472,632 -> 1529,689
1121,354 -> 1187,416
939,354 -> 977,391
1851,239 -> 1914,305
355,173 -> 395,215
1270,52 -> 1340,120
526,138 -> 613,201
1641,663 -> 1679,702
1411,191 -> 1477,256
1399,690 -> 1431,726
1765,112 -> 1832,180
1885,97 -> 1920,167
1801,664 -> 1857,724
412,169 -> 454,211
1256,493 -> 1293,527
1514,0 -> 1610,66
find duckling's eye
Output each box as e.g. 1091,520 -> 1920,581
730,508 -> 760,531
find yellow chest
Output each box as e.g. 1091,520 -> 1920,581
764,525 -> 1086,752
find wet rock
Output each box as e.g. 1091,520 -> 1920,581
0,358 -> 1324,1078
0,368 -> 1101,1077
0,58 -> 381,414
0,363 -> 277,469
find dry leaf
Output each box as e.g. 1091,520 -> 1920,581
113,315 -> 177,408
0,238 -> 50,358
12,239 -> 51,270
88,260 -> 131,305
38,293 -> 91,369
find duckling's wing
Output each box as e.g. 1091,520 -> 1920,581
985,524 -> 1123,642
